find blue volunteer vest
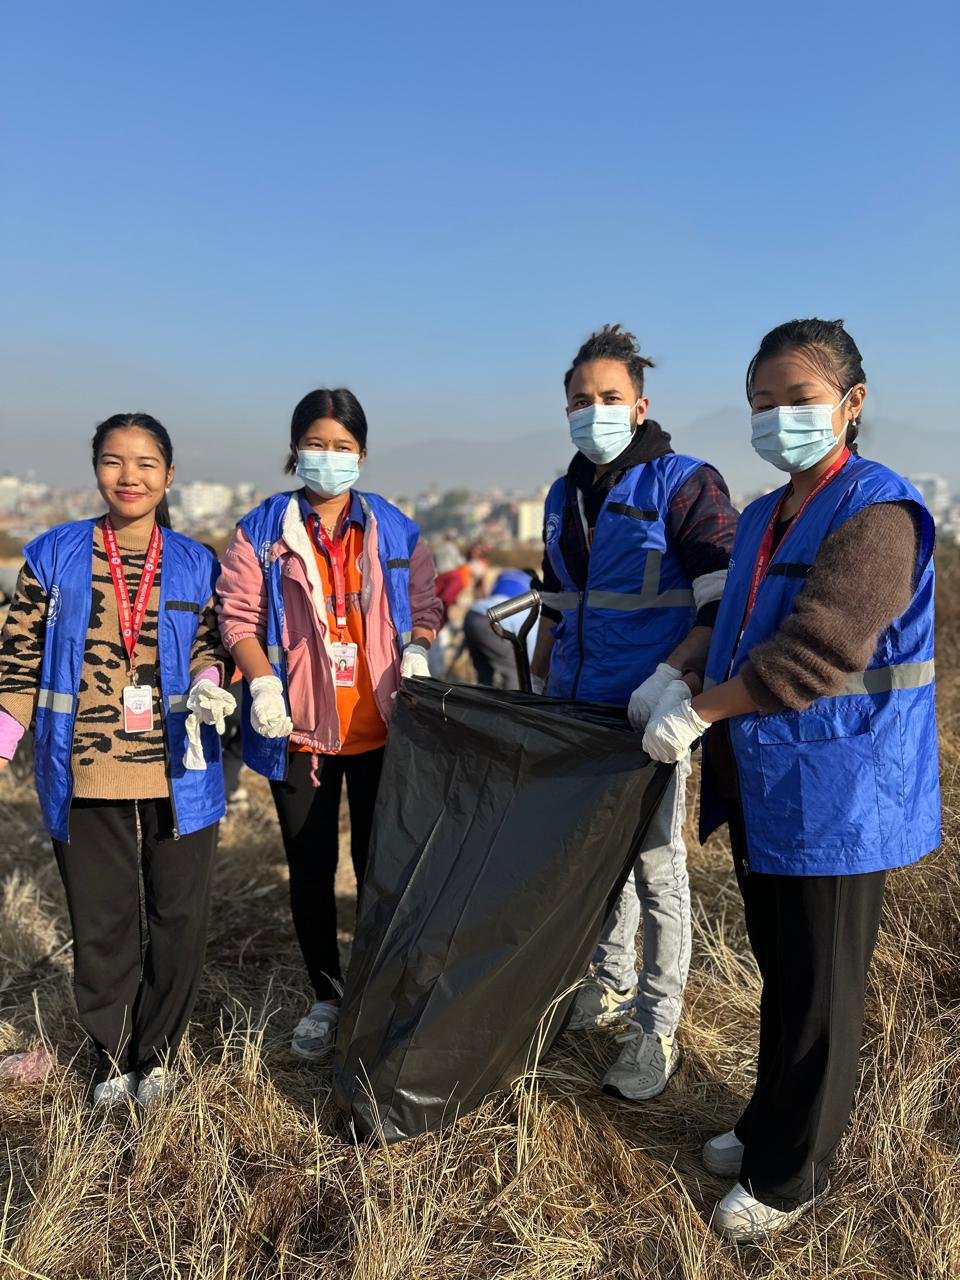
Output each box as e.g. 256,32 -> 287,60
701,454 -> 940,876
236,489 -> 419,780
544,454 -> 705,704
24,519 -> 226,843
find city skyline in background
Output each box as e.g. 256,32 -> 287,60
1,461 -> 957,567
1,1 -> 957,491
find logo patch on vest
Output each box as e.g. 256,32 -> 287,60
258,541 -> 274,572
47,584 -> 62,626
545,513 -> 561,544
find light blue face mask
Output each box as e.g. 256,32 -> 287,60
750,389 -> 852,474
568,404 -> 636,465
295,449 -> 361,497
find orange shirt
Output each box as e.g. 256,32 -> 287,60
293,516 -> 387,756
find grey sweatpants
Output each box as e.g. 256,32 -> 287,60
593,752 -> 692,1038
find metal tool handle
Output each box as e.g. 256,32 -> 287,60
486,590 -> 541,693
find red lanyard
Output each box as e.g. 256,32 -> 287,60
743,449 -> 851,626
102,517 -> 162,681
308,514 -> 348,632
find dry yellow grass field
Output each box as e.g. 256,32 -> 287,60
1,565 -> 959,1279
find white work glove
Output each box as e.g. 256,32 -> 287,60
530,674 -> 546,695
642,698 -> 710,764
627,663 -> 683,731
400,643 -> 431,679
249,674 -> 293,738
650,677 -> 695,723
183,678 -> 238,771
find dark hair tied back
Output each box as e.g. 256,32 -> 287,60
564,323 -> 655,398
286,388 -> 369,475
91,413 -> 174,527
746,318 -> 867,451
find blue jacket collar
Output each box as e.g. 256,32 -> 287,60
296,487 -> 364,531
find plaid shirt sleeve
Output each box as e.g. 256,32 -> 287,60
667,466 -> 739,627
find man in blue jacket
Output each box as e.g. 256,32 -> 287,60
532,324 -> 738,1100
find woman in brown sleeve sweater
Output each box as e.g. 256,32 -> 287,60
642,319 -> 940,1241
0,414 -> 235,1109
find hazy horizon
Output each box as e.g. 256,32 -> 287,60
2,408 -> 953,503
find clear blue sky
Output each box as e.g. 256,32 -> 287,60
1,0 -> 956,490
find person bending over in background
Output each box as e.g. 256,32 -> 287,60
463,568 -> 538,689
217,388 -> 442,1061
532,324 -> 739,1101
0,414 -> 233,1108
643,319 -> 940,1242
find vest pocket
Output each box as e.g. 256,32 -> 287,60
754,706 -> 882,850
758,705 -> 870,743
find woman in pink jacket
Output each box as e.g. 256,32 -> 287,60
217,388 -> 443,1059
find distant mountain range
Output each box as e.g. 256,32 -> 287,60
7,410 -> 951,499
363,411 -> 954,498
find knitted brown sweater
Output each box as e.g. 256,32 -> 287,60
0,521 -> 226,800
739,501 -> 920,713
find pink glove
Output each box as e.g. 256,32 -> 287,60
0,710 -> 26,765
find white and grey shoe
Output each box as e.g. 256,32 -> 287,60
602,1024 -> 680,1101
291,1000 -> 340,1060
92,1071 -> 138,1107
137,1066 -> 174,1111
703,1129 -> 745,1177
567,979 -> 638,1031
712,1180 -> 827,1242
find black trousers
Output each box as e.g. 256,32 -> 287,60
463,609 -> 521,690
727,805 -> 886,1209
52,798 -> 217,1080
270,748 -> 384,1002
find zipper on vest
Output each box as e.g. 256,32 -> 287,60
732,753 -> 748,874
65,695 -> 80,845
158,700 -> 181,840
570,590 -> 586,699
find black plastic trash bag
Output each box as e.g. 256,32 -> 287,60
334,679 -> 673,1143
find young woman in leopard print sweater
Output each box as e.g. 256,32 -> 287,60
0,414 -> 233,1109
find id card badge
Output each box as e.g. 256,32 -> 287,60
331,642 -> 358,688
122,684 -> 155,733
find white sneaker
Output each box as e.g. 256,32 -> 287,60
703,1129 -> 745,1177
136,1066 -> 174,1111
712,1180 -> 827,1242
602,1024 -> 680,1101
567,979 -> 638,1031
291,1000 -> 340,1060
92,1071 -> 138,1107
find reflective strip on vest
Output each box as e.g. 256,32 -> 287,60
540,591 -> 581,611
703,660 -> 935,699
587,586 -> 695,610
267,643 -> 283,664
37,688 -> 74,713
541,553 -> 694,615
168,694 -> 189,713
843,659 -> 935,695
